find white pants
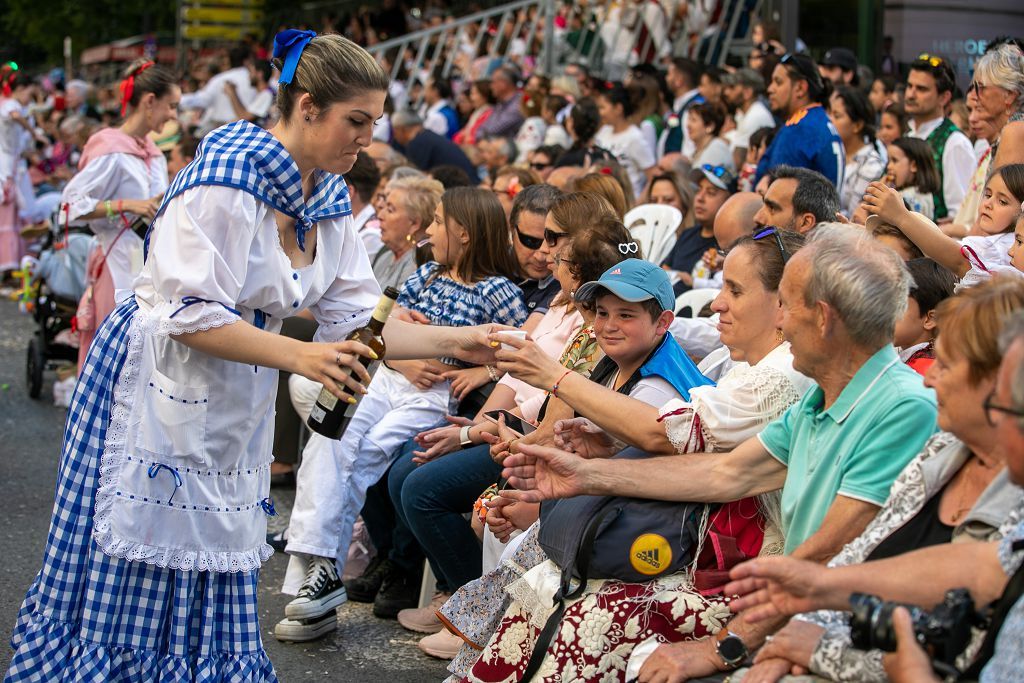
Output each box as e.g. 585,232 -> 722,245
282,366 -> 452,595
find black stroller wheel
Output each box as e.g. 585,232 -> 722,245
27,336 -> 44,399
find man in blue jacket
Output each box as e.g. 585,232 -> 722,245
756,53 -> 844,188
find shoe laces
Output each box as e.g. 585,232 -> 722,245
298,556 -> 336,598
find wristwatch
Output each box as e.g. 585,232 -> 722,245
459,425 -> 474,447
715,629 -> 749,669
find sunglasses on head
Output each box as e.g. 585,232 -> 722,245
753,226 -> 791,264
514,226 -> 544,250
703,164 -> 728,178
544,227 -> 569,247
915,53 -> 945,68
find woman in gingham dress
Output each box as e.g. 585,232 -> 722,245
6,32 -> 492,682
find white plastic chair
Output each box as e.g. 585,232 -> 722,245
623,203 -> 683,266
674,288 -> 719,318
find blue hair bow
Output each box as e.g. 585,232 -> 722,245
273,29 -> 316,85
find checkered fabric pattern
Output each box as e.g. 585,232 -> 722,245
6,299 -> 277,682
146,120 -> 351,256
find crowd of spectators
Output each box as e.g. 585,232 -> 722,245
4,5 -> 1024,682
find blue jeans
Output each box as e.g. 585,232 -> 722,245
389,442 -> 502,593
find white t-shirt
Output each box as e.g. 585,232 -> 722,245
180,66 -> 256,130
732,99 -> 775,151
247,88 -> 274,120
595,124 -> 656,197
693,137 -> 735,173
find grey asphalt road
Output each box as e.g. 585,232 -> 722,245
0,299 -> 450,682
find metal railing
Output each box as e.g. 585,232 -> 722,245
365,0 -> 759,106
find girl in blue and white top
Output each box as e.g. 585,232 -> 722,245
6,32 -> 499,683
280,187 -> 528,639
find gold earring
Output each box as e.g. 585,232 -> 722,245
776,329 -> 784,342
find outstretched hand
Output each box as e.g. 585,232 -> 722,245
724,557 -> 838,623
499,442 -> 590,503
862,181 -> 909,226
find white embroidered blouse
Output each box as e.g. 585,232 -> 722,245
60,151 -> 169,293
92,183 -> 381,572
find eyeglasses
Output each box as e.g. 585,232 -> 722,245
530,161 -> 552,170
544,227 -> 569,247
915,53 -> 945,67
968,81 -> 992,96
983,390 -> 1024,427
514,226 -> 544,250
753,226 -> 791,264
552,253 -> 575,267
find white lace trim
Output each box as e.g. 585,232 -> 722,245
153,307 -> 240,337
92,310 -> 272,573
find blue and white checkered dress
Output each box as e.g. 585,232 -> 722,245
5,299 -> 277,682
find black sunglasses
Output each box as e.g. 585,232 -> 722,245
984,390 -> 1024,427
544,227 -> 569,247
530,161 -> 552,170
753,226 -> 791,264
514,226 -> 544,250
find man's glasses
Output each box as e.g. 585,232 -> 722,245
514,226 -> 544,250
753,226 -> 791,264
915,53 -> 945,68
530,161 -> 552,170
983,390 -> 1024,427
544,227 -> 569,247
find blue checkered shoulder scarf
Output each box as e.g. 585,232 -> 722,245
147,120 -> 351,257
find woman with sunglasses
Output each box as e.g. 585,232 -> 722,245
740,276 -> 1024,683
443,228 -> 816,682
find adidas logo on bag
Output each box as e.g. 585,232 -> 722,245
629,533 -> 672,576
635,548 -> 661,569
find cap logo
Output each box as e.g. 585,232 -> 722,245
610,268 -> 622,275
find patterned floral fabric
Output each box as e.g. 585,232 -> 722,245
801,432 -> 1024,682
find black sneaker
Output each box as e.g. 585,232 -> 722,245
344,556 -> 393,603
372,565 -> 423,619
285,555 -> 348,620
266,528 -> 288,553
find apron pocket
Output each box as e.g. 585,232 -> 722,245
136,368 -> 209,465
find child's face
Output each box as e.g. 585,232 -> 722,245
878,112 -> 901,146
424,201 -> 466,267
885,144 -> 914,188
594,294 -> 668,364
1009,216 -> 1024,273
977,172 -> 1021,236
893,296 -> 931,349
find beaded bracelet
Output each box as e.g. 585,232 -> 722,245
551,369 -> 573,397
486,364 -> 500,382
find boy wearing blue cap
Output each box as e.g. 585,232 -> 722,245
573,259 -> 711,403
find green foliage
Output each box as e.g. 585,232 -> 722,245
2,0 -> 176,67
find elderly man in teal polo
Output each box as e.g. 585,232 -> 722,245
499,224 -> 937,681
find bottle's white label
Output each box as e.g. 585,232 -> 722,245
317,386 -> 338,411
309,405 -> 327,423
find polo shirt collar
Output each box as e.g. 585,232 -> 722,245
809,345 -> 901,424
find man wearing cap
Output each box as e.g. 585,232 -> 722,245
905,54 -> 975,221
661,165 -> 733,294
724,68 -> 776,171
756,53 -> 845,188
819,47 -> 860,87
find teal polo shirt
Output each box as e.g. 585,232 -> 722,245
758,345 -> 937,553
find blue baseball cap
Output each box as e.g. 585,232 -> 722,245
575,258 -> 676,312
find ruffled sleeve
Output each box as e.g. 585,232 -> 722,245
59,154 -> 125,230
307,217 -> 380,343
145,185 -> 259,336
660,362 -> 803,454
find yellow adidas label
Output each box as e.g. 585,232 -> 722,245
629,533 -> 672,576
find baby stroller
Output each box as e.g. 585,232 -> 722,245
25,223 -> 92,399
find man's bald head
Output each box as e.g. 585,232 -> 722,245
713,192 -> 763,249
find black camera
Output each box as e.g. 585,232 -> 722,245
850,588 -> 977,666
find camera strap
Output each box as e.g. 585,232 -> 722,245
961,539 -> 1024,679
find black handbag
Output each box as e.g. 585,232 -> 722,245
520,447 -> 711,681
